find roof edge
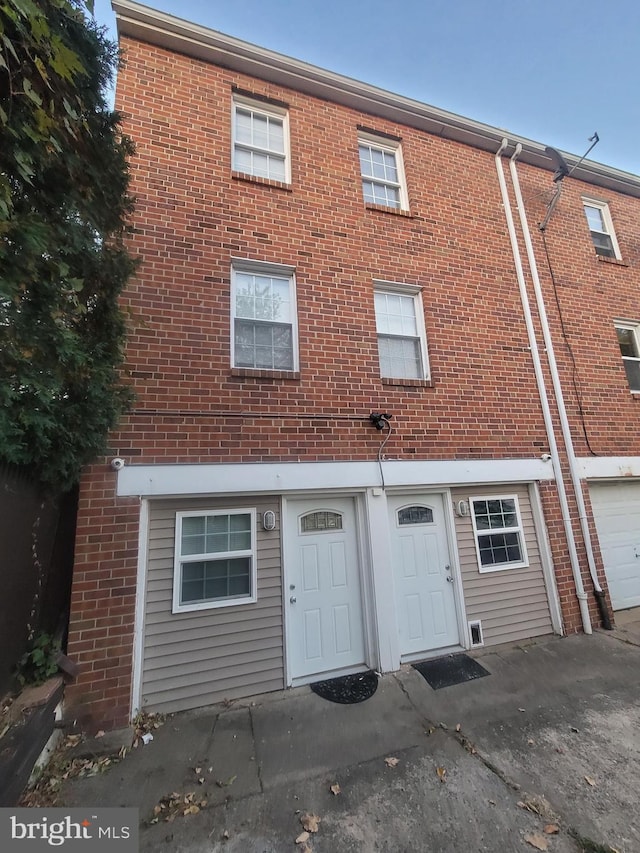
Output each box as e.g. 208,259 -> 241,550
112,0 -> 640,198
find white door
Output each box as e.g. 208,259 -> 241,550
286,498 -> 366,681
388,494 -> 459,657
590,482 -> 640,610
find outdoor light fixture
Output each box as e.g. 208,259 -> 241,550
262,511 -> 276,531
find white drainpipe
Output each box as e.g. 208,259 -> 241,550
508,146 -> 608,621
494,139 -> 592,634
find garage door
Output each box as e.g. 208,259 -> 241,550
590,482 -> 640,611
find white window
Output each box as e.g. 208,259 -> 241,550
358,133 -> 408,210
232,261 -> 298,371
615,322 -> 640,392
232,96 -> 290,183
173,509 -> 257,612
582,198 -> 621,259
373,282 -> 429,380
470,496 -> 528,573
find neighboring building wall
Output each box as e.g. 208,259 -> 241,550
141,496 -> 283,713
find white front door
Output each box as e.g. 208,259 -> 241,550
286,498 -> 366,681
388,494 -> 459,657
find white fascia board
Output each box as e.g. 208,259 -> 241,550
112,0 -> 640,198
576,456 -> 640,479
117,458 -> 553,498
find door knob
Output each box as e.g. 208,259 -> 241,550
446,575 -> 453,583
290,596 -> 297,603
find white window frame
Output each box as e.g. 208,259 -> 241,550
231,259 -> 299,372
373,280 -> 429,381
173,508 -> 257,613
615,320 -> 640,393
232,94 -> 291,183
358,132 -> 409,211
582,197 -> 621,260
469,494 -> 529,573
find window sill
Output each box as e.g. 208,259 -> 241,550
365,203 -> 412,217
381,377 -> 433,388
596,254 -> 627,267
231,171 -> 292,191
231,368 -> 301,381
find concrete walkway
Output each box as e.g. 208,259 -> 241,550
55,620 -> 640,852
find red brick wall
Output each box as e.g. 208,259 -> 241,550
67,36 -> 636,727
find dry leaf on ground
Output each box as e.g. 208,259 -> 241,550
436,766 -> 447,783
296,831 -> 310,843
524,831 -> 549,850
543,824 -> 560,835
300,813 -> 321,833
298,844 -> 313,853
455,723 -> 461,732
329,783 -> 341,796
584,775 -> 597,787
385,756 -> 399,767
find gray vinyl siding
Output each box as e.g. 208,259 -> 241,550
452,485 -> 553,646
142,496 -> 284,713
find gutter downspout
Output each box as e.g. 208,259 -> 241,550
508,146 -> 612,630
494,139 -> 592,635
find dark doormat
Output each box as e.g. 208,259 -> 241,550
310,670 -> 378,704
412,654 -> 490,690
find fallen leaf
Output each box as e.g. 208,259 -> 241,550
95,730 -> 105,738
300,813 -> 321,833
329,783 -> 341,796
183,805 -> 200,816
298,844 -> 313,853
584,776 -> 597,787
296,831 -> 310,843
570,726 -> 580,733
543,824 -> 559,835
455,723 -> 461,732
436,766 -> 447,783
222,830 -> 230,840
524,831 -> 549,850
197,778 -> 205,785
385,757 -> 400,768
527,739 -> 535,746
426,726 -> 435,735
194,767 -> 202,774
518,708 -> 526,713
488,799 -> 496,805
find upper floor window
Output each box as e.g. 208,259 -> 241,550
582,198 -> 621,259
615,322 -> 640,392
358,133 -> 408,210
470,496 -> 528,573
232,96 -> 290,183
374,282 -> 428,380
232,261 -> 298,371
173,509 -> 257,612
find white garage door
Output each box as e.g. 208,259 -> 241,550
590,482 -> 640,611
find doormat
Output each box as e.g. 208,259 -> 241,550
310,670 -> 378,704
412,654 -> 490,690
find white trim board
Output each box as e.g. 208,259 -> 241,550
576,456 -> 640,479
117,458 -> 554,498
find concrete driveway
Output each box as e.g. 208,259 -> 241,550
53,621 -> 640,852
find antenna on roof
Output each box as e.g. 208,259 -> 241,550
539,133 -> 601,232
545,146 -> 570,182
568,132 -> 599,175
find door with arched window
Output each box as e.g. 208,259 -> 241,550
388,493 -> 459,656
285,497 -> 366,681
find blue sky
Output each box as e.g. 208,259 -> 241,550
94,0 -> 640,175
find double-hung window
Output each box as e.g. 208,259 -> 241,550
615,322 -> 640,392
582,198 -> 621,259
232,95 -> 290,183
232,261 -> 298,371
470,496 -> 528,573
374,282 -> 428,380
358,133 -> 408,210
173,509 -> 257,612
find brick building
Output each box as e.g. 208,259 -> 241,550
66,0 -> 640,729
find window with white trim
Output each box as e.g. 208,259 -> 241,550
374,283 -> 429,380
582,198 -> 621,259
470,496 -> 528,572
232,261 -> 298,371
173,509 -> 257,612
358,134 -> 408,210
232,96 -> 290,183
615,322 -> 640,392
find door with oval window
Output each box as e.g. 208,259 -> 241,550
285,497 -> 366,681
388,494 -> 459,657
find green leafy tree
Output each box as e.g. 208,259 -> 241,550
0,0 -> 136,490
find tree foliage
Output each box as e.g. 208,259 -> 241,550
0,0 -> 136,491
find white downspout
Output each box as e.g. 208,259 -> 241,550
495,139 -> 592,634
508,147 -> 607,612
